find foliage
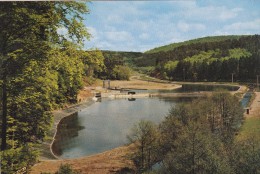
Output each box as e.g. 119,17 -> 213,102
146,35 -> 244,53
133,66 -> 155,75
157,93 -> 244,173
128,92 -> 249,173
134,35 -> 260,82
55,164 -> 80,174
1,144 -> 38,173
82,49 -> 105,77
0,1 -> 91,171
231,136 -> 260,174
49,45 -> 85,104
111,65 -> 131,80
100,51 -> 141,80
162,61 -> 178,80
127,120 -> 159,173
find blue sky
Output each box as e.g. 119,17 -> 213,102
83,0 -> 260,52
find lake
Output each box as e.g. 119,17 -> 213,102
52,83 -> 241,159
52,97 -> 190,159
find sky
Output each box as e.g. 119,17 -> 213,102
83,0 -> 260,52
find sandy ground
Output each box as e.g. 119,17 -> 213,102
31,145 -> 135,174
109,79 -> 181,90
31,78 -> 247,173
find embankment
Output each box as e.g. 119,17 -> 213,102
39,99 -> 95,160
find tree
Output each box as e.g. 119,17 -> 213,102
157,92 -> 244,173
0,1 -> 53,151
161,124 -> 232,174
211,91 -> 244,143
111,65 -> 131,80
229,136 -> 260,174
128,120 -> 159,173
0,1 -> 89,151
82,49 -> 105,78
1,143 -> 38,173
0,2 -> 90,173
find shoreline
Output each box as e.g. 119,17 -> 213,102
33,81 -> 247,173
39,80 -> 246,161
39,98 -> 95,160
39,80 -> 182,160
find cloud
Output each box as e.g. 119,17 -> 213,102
105,31 -> 133,42
87,26 -> 98,39
107,14 -> 124,23
84,1 -> 259,52
213,30 -> 231,36
219,7 -> 243,20
177,21 -> 190,32
139,33 -> 150,40
224,19 -> 260,31
177,21 -> 206,32
182,5 -> 243,21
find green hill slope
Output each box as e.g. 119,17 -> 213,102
132,35 -> 260,82
146,35 -> 245,54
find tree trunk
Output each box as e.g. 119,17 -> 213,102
1,74 -> 7,151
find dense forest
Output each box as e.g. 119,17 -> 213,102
0,2 -> 105,173
128,92 -> 260,173
132,35 -> 260,82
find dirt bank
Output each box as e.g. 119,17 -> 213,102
109,78 -> 181,90
39,98 -> 95,161
31,145 -> 135,174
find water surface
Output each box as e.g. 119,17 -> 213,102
53,84 -> 240,159
130,84 -> 239,93
54,97 -> 188,159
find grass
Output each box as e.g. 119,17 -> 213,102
238,116 -> 260,140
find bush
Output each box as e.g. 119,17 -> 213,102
111,65 -> 131,80
55,164 -> 80,174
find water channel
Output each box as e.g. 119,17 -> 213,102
52,84 -> 245,159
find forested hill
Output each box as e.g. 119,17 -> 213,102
132,35 -> 260,82
146,35 -> 245,54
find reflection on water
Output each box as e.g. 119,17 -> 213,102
131,84 -> 239,94
52,112 -> 84,156
176,84 -> 239,92
240,92 -> 253,108
128,98 -> 136,101
54,97 -> 189,159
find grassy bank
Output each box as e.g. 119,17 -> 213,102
239,116 -> 260,140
